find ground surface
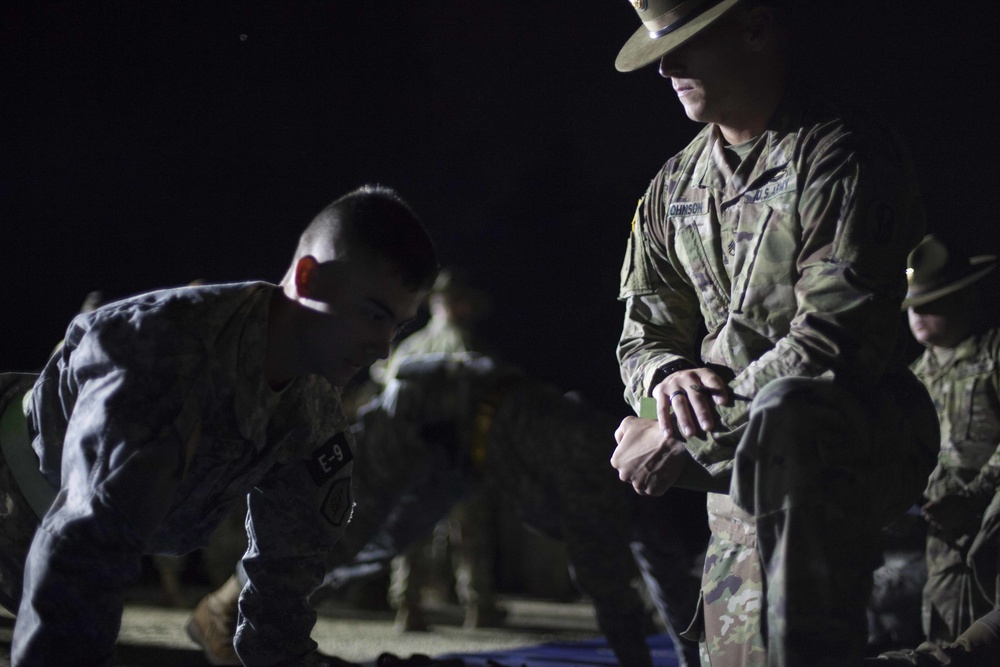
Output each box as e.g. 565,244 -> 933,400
0,585 -> 606,666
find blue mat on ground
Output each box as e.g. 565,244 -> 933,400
437,633 -> 679,666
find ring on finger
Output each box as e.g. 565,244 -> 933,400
669,390 -> 686,400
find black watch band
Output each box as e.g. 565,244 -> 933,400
648,359 -> 696,396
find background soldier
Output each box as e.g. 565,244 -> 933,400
904,234 -> 1000,644
371,269 -> 505,633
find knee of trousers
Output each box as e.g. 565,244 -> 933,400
742,376 -> 871,462
732,377 -> 879,517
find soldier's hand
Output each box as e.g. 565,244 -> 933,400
612,416 -> 689,496
651,368 -> 729,440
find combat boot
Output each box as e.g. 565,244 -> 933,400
186,574 -> 242,666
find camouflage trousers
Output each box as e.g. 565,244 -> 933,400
922,530 -> 997,644
388,489 -> 498,611
0,372 -> 43,614
691,375 -> 936,667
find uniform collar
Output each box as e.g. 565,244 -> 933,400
695,81 -> 810,195
924,332 -> 982,375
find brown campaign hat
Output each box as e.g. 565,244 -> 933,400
615,0 -> 743,72
902,234 -> 997,309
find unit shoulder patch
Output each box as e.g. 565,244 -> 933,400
319,477 -> 352,527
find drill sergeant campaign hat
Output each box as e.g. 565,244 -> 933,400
616,0 -> 744,72
902,234 -> 997,309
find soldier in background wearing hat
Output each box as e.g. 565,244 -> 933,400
609,0 -> 937,664
903,234 -> 1000,645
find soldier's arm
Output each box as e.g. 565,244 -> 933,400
617,175 -> 706,413
235,436 -> 353,666
960,332 -> 1000,513
351,378 -> 442,489
16,320 -> 203,664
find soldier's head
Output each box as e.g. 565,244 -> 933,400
427,268 -> 490,328
616,0 -> 790,140
904,234 -> 996,349
273,185 -> 438,387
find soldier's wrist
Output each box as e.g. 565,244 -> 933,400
648,359 -> 697,396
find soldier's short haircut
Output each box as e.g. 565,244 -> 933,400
297,185 -> 439,291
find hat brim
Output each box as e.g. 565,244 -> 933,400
902,258 -> 997,310
615,0 -> 743,73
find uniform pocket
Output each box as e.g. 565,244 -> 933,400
732,208 -> 772,314
956,360 -> 999,447
729,205 -> 799,338
675,221 -> 729,319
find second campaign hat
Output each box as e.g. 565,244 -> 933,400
902,234 -> 997,309
616,0 -> 744,72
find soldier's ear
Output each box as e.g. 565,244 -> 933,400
293,255 -> 320,300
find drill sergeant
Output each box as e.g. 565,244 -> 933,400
609,1 -> 938,664
904,234 -> 1000,644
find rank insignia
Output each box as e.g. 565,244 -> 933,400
307,432 -> 353,485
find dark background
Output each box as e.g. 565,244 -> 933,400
2,1 -> 997,418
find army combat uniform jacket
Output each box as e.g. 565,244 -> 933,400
913,328 -> 1000,641
618,86 -> 936,664
14,282 -> 352,666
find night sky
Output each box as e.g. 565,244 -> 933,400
2,1 -> 997,417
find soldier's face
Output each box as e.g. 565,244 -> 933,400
657,9 -> 761,128
298,257 -> 425,386
907,290 -> 974,349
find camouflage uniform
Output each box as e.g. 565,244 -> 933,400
5,282 -> 353,667
376,317 -> 500,620
912,328 -> 1000,642
376,315 -> 473,383
321,353 -> 706,667
618,87 -> 938,666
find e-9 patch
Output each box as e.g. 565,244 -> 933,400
307,432 -> 353,485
